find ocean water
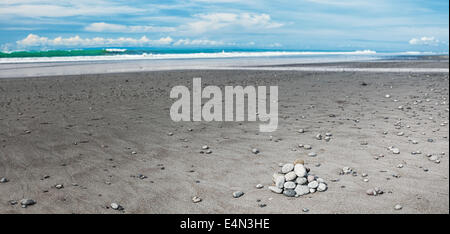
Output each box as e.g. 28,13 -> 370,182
0,48 -> 396,63
0,48 -> 445,78
0,47 -> 442,64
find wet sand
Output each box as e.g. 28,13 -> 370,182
0,59 -> 448,213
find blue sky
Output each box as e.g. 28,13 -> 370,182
0,0 -> 448,52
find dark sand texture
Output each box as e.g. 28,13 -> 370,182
0,62 -> 448,213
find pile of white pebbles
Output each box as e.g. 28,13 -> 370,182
269,159 -> 328,197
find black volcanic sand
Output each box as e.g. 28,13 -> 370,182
0,62 -> 448,213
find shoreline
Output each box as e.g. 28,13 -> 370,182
0,55 -> 448,79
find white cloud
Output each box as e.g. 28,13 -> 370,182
82,12 -> 283,35
85,22 -> 175,33
409,36 -> 440,45
0,1 -> 144,18
173,38 -> 224,46
14,34 -> 228,48
16,34 -> 173,48
184,13 -> 283,34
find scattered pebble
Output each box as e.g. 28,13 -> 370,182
391,148 -> 400,154
192,196 -> 202,203
340,167 -> 354,175
9,200 -> 18,205
366,187 -> 384,196
20,199 -> 36,208
110,202 -> 123,210
232,191 -> 244,198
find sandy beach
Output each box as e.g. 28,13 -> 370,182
0,58 -> 448,214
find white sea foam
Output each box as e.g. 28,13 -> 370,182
105,48 -> 127,52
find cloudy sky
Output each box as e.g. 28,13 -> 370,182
0,0 -> 448,52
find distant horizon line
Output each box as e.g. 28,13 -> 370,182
1,47 -> 448,54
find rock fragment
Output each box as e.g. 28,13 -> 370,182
192,196 -> 202,203
232,191 -> 244,198
20,199 -> 36,208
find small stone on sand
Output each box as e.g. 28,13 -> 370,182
192,196 -> 202,203
20,199 -> 36,208
232,191 -> 244,198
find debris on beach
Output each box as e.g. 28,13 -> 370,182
339,167 -> 357,176
20,199 -> 36,208
192,196 -> 202,203
232,191 -> 245,198
200,145 -> 212,154
269,160 -> 328,197
110,202 -> 124,211
315,134 -> 322,140
366,187 -> 384,196
388,146 -> 400,154
302,144 -> 312,150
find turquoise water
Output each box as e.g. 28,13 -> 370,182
0,48 -> 293,58
0,48 -> 379,58
0,47 -> 442,64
